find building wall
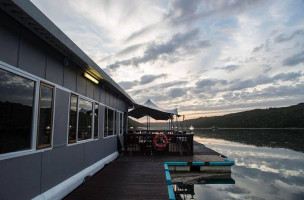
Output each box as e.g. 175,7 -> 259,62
0,10 -> 124,200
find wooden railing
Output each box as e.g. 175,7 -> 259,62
124,133 -> 193,156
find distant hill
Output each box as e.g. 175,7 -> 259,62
185,103 -> 304,128
128,103 -> 304,129
128,117 -> 144,129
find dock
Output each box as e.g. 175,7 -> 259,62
64,141 -> 234,200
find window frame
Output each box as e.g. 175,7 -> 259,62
77,97 -> 94,141
107,108 -> 115,136
93,102 -> 99,139
120,112 -> 124,135
36,82 -> 55,149
104,107 -> 108,137
68,94 -> 96,144
68,93 -> 79,144
0,62 -> 40,160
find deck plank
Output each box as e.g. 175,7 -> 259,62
64,161 -> 168,200
64,140 -> 225,200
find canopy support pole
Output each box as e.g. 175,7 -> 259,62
146,116 -> 148,133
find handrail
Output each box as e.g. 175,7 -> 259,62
124,133 -> 193,156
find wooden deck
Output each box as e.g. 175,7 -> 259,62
64,141 -> 226,200
64,160 -> 168,200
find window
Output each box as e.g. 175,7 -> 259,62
37,83 -> 54,149
78,98 -> 93,141
68,94 -> 78,143
0,68 -> 35,154
114,111 -> 117,135
104,107 -> 108,137
120,113 -> 123,135
94,103 -> 99,139
108,109 -> 114,136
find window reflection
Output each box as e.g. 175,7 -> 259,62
94,103 -> 98,139
37,83 -> 54,148
78,98 -> 93,141
68,94 -> 78,143
108,109 -> 114,136
0,68 -> 35,154
114,111 -> 117,135
120,113 -> 123,135
104,107 -> 108,137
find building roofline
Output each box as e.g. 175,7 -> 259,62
0,0 -> 135,106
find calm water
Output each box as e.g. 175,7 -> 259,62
176,129 -> 304,200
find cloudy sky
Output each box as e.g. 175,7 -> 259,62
31,0 -> 304,119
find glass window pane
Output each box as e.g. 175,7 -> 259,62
0,68 -> 35,154
37,84 -> 54,148
120,113 -> 123,135
78,98 -> 93,141
104,107 -> 108,137
114,111 -> 117,135
68,94 -> 78,143
94,103 -> 98,139
108,109 -> 114,136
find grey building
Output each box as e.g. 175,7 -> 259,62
0,1 -> 134,199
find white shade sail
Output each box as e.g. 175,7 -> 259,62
129,99 -> 179,120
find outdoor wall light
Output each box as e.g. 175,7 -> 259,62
84,72 -> 99,84
189,125 -> 194,134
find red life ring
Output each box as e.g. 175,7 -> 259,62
153,133 -> 168,149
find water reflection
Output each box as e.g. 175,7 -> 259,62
186,137 -> 304,200
194,129 -> 304,153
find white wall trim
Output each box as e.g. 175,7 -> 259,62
32,151 -> 119,200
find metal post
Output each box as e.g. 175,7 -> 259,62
176,115 -> 179,133
146,116 -> 148,133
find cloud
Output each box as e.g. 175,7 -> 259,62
252,44 -> 264,53
222,65 -> 240,72
196,79 -> 228,88
192,72 -> 302,96
118,80 -> 139,90
229,72 -> 302,91
140,74 -> 167,84
275,29 -> 304,43
31,0 -> 304,119
106,29 -> 211,70
282,51 -> 304,66
168,88 -> 187,98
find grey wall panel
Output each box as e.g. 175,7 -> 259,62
113,96 -> 117,109
118,135 -> 124,149
93,85 -> 100,101
76,68 -> 86,95
41,144 -> 85,193
86,81 -> 94,99
116,111 -> 120,135
105,90 -> 109,106
100,88 -> 105,104
0,153 -> 42,200
53,88 -> 69,148
0,11 -> 19,67
110,93 -> 114,108
18,28 -> 46,79
121,101 -> 127,112
103,136 -> 117,156
118,99 -> 122,111
63,63 -> 77,91
84,140 -> 106,167
46,51 -> 64,86
99,105 -> 105,139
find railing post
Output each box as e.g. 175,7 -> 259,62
190,134 -> 193,155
